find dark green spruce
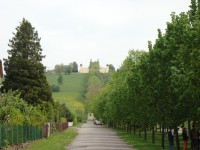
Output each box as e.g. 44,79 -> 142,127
1,18 -> 53,105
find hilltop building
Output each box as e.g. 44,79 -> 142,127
99,65 -> 109,73
79,60 -> 109,73
79,64 -> 89,73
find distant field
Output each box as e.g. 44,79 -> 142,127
46,73 -> 88,111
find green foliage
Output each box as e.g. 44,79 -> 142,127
1,18 -> 52,106
3,139 -> 9,148
72,61 -> 78,72
54,63 -> 74,75
57,74 -> 63,85
64,64 -> 72,75
50,85 -> 60,92
94,1 -> 200,149
61,103 -> 73,121
108,64 -> 115,72
0,91 -> 47,125
54,64 -> 63,75
85,62 -> 106,113
89,60 -> 100,73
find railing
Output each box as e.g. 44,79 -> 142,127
0,124 -> 42,148
0,122 -> 69,148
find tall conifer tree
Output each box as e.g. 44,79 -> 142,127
1,18 -> 52,105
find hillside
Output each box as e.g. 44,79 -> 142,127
46,73 -> 88,112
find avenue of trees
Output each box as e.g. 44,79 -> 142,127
94,1 -> 200,149
0,18 -> 73,125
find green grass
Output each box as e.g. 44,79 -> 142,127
24,127 -> 77,150
117,130 -> 186,150
47,73 -> 88,102
46,73 -> 88,112
118,132 -> 164,150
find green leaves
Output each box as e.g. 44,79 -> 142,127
1,18 -> 52,105
94,0 -> 200,130
0,91 -> 46,125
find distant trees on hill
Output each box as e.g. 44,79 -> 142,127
72,61 -> 78,72
108,64 -> 115,72
89,60 -> 100,73
54,61 -> 78,75
85,60 -> 115,113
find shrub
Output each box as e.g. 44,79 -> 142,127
50,85 -> 60,92
0,91 -> 47,125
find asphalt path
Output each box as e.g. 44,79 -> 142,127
66,121 -> 135,150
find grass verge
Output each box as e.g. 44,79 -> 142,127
117,130 -> 186,150
24,127 -> 77,150
118,132 -> 164,150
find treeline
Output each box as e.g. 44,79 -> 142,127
0,18 -> 73,125
94,0 -> 200,149
84,60 -> 115,114
52,62 -> 79,75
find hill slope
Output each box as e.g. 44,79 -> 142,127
46,73 -> 88,112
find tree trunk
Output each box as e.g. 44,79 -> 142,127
139,128 -> 141,137
144,126 -> 147,141
134,122 -> 136,134
174,127 -> 180,150
127,122 -> 129,133
152,126 -> 155,143
161,124 -> 165,149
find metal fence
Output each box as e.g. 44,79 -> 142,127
0,124 -> 42,148
0,122 -> 69,148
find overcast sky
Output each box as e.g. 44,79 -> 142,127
1,0 -> 191,70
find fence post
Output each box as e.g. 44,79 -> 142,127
22,125 -> 24,143
28,125 -> 30,141
34,126 -> 36,140
40,126 -> 42,139
16,125 -> 18,145
12,125 -> 14,145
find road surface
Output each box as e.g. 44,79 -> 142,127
66,121 -> 135,150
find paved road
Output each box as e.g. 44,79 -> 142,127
66,121 -> 135,150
